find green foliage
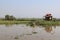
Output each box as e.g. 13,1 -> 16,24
5,15 -> 10,20
0,16 -> 60,26
5,15 -> 16,20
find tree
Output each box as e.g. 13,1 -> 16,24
5,15 -> 10,20
5,15 -> 16,20
10,16 -> 16,20
10,16 -> 14,20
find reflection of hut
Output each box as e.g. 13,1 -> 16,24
45,26 -> 52,33
44,13 -> 52,21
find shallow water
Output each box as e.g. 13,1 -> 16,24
0,24 -> 60,40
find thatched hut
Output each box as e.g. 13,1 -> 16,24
44,14 -> 52,21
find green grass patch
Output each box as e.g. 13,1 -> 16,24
0,20 -> 31,24
0,20 -> 60,26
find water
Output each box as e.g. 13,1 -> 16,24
0,24 -> 60,40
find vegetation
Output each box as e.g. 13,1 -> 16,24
0,20 -> 31,24
5,15 -> 16,20
0,20 -> 58,25
0,14 -> 60,26
28,20 -> 60,26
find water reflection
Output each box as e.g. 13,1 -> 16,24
14,35 -> 19,39
0,24 -> 60,40
29,25 -> 38,34
4,24 -> 56,34
29,24 -> 56,34
53,25 -> 56,29
44,26 -> 52,33
5,24 -> 14,27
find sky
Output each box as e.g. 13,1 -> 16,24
0,0 -> 60,18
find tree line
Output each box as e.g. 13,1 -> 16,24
4,15 -> 39,21
0,14 -> 59,21
5,15 -> 16,20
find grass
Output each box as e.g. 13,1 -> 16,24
37,20 -> 60,26
0,20 -> 31,24
28,20 -> 60,26
0,20 -> 60,26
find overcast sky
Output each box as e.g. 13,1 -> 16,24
0,0 -> 60,18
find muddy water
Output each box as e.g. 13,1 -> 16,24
0,24 -> 60,40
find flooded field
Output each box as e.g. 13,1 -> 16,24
0,24 -> 60,40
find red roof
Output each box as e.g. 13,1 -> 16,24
46,14 -> 52,16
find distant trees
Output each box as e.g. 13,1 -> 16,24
5,15 -> 16,20
5,15 -> 10,20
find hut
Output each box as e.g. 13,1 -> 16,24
44,13 -> 52,21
